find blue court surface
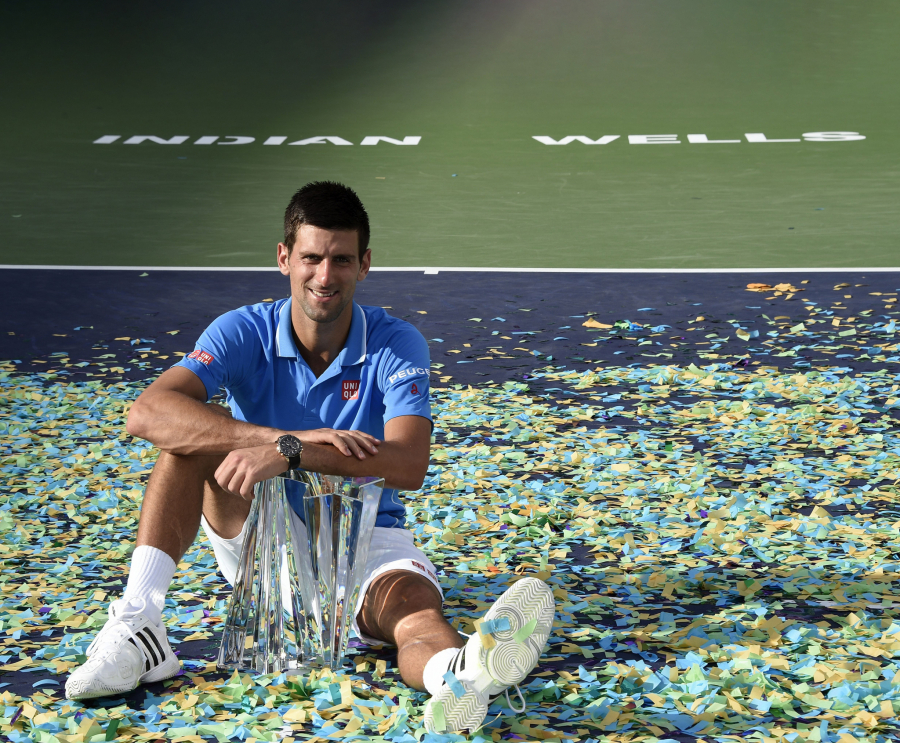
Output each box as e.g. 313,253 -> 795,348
2,268 -> 900,743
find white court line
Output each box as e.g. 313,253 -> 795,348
1,265 -> 899,273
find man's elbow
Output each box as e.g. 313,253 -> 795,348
393,461 -> 429,492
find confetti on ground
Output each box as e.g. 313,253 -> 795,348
2,279 -> 900,742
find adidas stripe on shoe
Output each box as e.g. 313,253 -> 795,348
65,598 -> 180,700
424,577 -> 556,733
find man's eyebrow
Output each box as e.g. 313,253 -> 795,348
300,251 -> 356,260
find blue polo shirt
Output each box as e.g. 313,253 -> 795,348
173,299 -> 432,528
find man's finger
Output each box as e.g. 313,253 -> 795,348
225,471 -> 247,498
337,432 -> 366,460
349,431 -> 380,452
330,433 -> 354,456
350,429 -> 381,442
214,464 -> 234,492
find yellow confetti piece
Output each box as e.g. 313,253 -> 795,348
473,617 -> 496,649
582,318 -> 612,329
598,708 -> 619,727
283,708 -> 307,723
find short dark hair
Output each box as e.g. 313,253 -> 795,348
283,181 -> 370,258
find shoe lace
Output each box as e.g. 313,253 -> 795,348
87,597 -> 150,660
475,685 -> 527,734
504,684 -> 527,714
503,656 -> 528,714
479,656 -> 529,728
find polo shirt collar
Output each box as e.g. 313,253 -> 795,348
275,298 -> 367,366
340,302 -> 368,366
275,299 -> 298,358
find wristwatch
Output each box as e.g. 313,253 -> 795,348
276,434 -> 303,471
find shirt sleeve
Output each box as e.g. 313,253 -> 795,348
378,325 -> 433,426
172,310 -> 256,401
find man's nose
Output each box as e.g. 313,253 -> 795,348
316,259 -> 334,285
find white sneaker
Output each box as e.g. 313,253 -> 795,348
65,599 -> 180,700
424,577 -> 556,733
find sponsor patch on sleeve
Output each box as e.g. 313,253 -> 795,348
188,349 -> 215,366
387,366 -> 428,385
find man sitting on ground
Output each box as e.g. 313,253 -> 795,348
65,181 -> 555,733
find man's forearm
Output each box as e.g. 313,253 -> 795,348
127,389 -> 280,456
299,440 -> 426,492
209,416 -> 430,499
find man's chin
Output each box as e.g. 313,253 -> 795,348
299,301 -> 349,324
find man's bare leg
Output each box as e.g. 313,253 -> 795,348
135,450 -> 250,561
359,571 -> 557,734
136,404 -> 249,563
357,571 -> 464,691
66,406 -> 250,700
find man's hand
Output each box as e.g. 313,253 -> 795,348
214,429 -> 381,498
297,428 -> 381,459
215,443 -> 292,500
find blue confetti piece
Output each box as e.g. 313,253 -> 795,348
480,616 -> 511,635
442,671 -> 466,699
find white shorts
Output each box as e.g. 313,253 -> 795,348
200,513 -> 442,645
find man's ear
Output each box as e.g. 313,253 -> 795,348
277,243 -> 291,276
357,249 -> 371,281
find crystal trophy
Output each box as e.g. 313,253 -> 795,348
217,471 -> 383,675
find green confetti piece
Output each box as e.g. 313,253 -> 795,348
430,700 -> 445,731
513,617 -> 538,644
104,719 -> 120,741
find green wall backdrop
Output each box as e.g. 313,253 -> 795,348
1,0 -> 898,268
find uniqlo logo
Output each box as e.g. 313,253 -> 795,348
342,380 -> 360,400
188,350 -> 214,366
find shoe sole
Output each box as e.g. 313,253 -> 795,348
424,683 -> 488,734
141,654 -> 182,684
481,577 -> 555,686
66,655 -> 180,700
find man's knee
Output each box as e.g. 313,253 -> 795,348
151,449 -> 223,481
360,570 -> 443,636
370,570 -> 442,607
146,451 -> 229,512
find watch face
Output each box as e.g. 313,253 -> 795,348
278,435 -> 301,458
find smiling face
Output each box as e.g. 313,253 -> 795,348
277,224 -> 370,327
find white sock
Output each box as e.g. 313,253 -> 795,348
120,545 -> 177,624
422,647 -> 463,696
